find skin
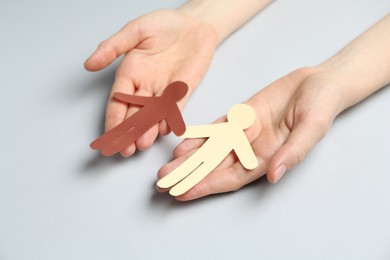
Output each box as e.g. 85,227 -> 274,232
157,14 -> 390,201
84,0 -> 272,157
84,10 -> 218,157
84,1 -> 389,200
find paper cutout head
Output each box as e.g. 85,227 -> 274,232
162,81 -> 188,100
227,103 -> 255,129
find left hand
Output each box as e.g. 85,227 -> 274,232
85,9 -> 218,157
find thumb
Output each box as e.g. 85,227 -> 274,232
268,117 -> 331,183
84,20 -> 142,71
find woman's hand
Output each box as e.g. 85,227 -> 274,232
157,67 -> 345,200
85,9 -> 218,157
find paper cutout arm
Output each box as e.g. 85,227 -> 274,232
180,124 -> 221,138
113,92 -> 151,106
233,133 -> 258,170
165,105 -> 186,136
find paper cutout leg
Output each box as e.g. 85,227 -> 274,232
157,140 -> 224,195
157,104 -> 259,196
98,126 -> 145,156
90,116 -> 142,156
169,157 -> 223,196
157,149 -> 205,188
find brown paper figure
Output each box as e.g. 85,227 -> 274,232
90,81 -> 188,156
157,104 -> 258,196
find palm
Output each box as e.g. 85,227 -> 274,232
85,10 -> 218,156
117,10 -> 217,92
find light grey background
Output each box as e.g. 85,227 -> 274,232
0,0 -> 389,259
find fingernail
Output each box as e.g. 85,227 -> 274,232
274,165 -> 286,183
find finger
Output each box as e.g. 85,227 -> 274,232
173,138 -> 206,157
175,158 -> 267,201
84,20 -> 142,71
104,75 -> 136,157
119,87 -> 154,156
157,142 -> 238,193
157,148 -> 204,190
156,149 -> 196,192
168,160 -> 216,197
136,125 -> 159,151
105,75 -> 135,130
267,117 -> 330,183
118,141 -> 136,157
135,79 -> 172,149
158,120 -> 170,136
168,151 -> 242,197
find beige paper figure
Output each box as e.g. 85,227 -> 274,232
157,104 -> 258,196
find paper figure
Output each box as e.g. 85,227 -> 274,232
157,104 -> 258,196
90,81 -> 188,156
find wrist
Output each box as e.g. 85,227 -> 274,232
178,0 -> 273,45
317,15 -> 390,114
314,62 -> 355,115
317,56 -> 386,115
177,2 -> 226,44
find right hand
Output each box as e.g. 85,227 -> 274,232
157,67 -> 346,200
85,9 -> 218,157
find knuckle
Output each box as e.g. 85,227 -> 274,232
157,165 -> 170,179
173,146 -> 185,157
105,114 -> 125,131
99,40 -> 114,52
287,144 -> 306,165
230,168 -> 244,192
230,183 -> 242,192
312,115 -> 330,129
307,115 -> 331,136
98,40 -> 108,49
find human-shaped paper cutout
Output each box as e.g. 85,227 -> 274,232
157,104 -> 258,196
90,81 -> 188,156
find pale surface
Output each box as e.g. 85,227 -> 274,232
158,104 -> 258,196
1,0 -> 390,260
